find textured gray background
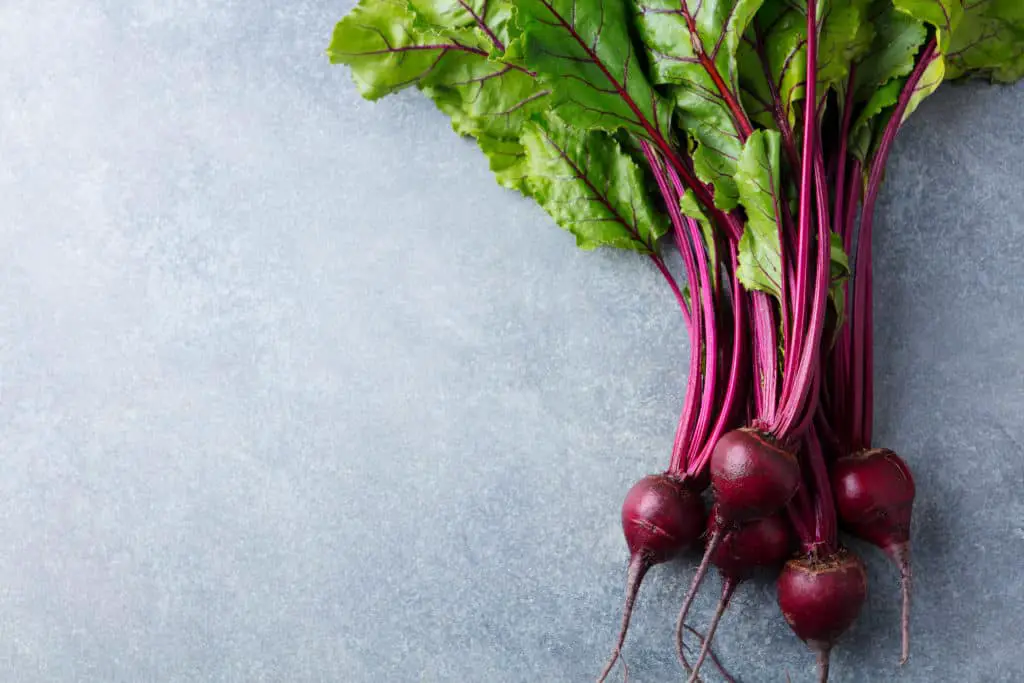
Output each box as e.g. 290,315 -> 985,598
1,1 -> 1022,681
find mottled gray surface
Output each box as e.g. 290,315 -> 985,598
1,1 -> 1022,681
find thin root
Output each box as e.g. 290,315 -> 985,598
817,649 -> 831,683
687,581 -> 737,683
597,555 -> 649,683
675,529 -> 726,674
683,624 -> 737,683
893,544 -> 913,666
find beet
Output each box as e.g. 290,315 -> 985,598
777,549 -> 868,682
598,474 -> 706,682
832,447 -> 915,663
710,427 -> 801,523
683,511 -> 793,681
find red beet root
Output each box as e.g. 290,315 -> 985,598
598,474 -> 706,683
832,447 -> 915,664
684,511 -> 793,682
710,427 -> 801,524
777,549 -> 868,682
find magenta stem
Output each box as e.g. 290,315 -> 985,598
852,39 -> 938,448
641,142 -> 705,473
781,0 -> 819,400
691,250 -> 747,475
668,168 -> 718,464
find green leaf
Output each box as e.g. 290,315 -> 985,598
329,0 -> 553,190
680,190 -> 719,286
409,0 -> 520,47
892,0 -> 965,52
634,0 -> 764,210
516,0 -> 675,140
947,0 -> 1024,83
851,1 -> 927,102
901,53 -> 945,122
520,115 -> 669,253
734,129 -> 784,298
738,2 -> 807,131
846,1 -> 928,162
478,134 -> 531,192
327,0 -> 479,100
421,57 -> 550,141
818,0 -> 875,94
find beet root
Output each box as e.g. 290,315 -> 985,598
710,427 -> 801,524
777,549 -> 868,682
598,474 -> 706,683
832,447 -> 915,663
684,511 -> 793,682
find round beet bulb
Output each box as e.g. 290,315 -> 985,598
832,447 -> 915,664
598,474 -> 706,682
622,474 -> 707,562
682,510 -> 793,682
710,427 -> 801,523
777,549 -> 868,681
710,510 -> 793,581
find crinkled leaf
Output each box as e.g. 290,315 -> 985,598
893,0 -> 964,52
734,129 -> 784,298
848,78 -> 902,161
846,2 -> 927,162
947,0 -> 1024,82
516,0 -> 675,140
901,53 -> 945,122
478,134 -> 531,192
409,0 -> 520,47
521,115 -> 669,252
634,0 -> 764,210
329,0 -> 552,190
817,0 -> 875,94
852,1 -> 927,102
737,0 -> 869,135
421,59 -> 550,140
738,3 -> 807,130
327,0 -> 483,100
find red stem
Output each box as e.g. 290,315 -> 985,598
782,0 -> 820,399
690,250 -> 748,475
852,39 -> 939,448
642,143 -> 705,473
669,169 -> 719,463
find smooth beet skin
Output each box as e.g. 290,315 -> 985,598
832,448 -> 916,664
777,549 -> 868,653
832,448 -> 914,550
710,509 -> 793,581
710,427 -> 801,523
622,473 -> 706,563
682,510 -> 794,683
599,474 -> 707,683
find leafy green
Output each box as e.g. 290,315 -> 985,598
892,0 -> 964,52
327,0 -> 478,100
516,0 -> 675,140
634,0 -> 764,210
734,129 -> 784,298
738,3 -> 807,131
328,0 -> 551,193
680,190 -> 719,286
520,115 -> 669,252
947,0 -> 1024,82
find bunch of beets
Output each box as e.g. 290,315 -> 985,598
326,0 -> 1023,679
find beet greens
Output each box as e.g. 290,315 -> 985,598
328,0 -> 1024,679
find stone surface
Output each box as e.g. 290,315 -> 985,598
1,2 -> 1022,681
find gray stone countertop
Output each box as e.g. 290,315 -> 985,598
1,1 -> 1022,681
